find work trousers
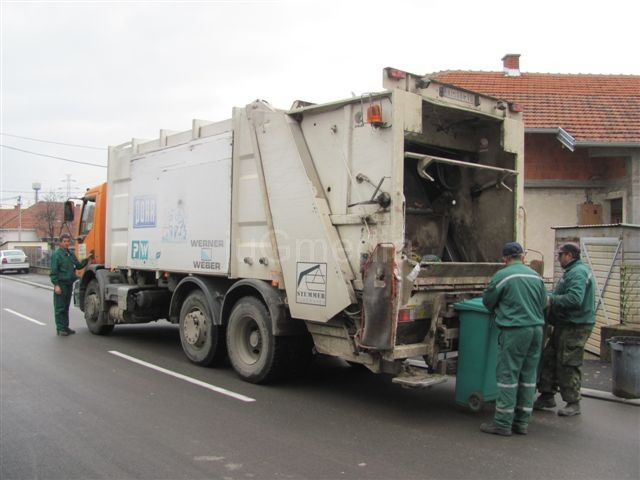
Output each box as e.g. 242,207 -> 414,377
494,325 -> 543,429
537,324 -> 594,403
53,282 -> 74,332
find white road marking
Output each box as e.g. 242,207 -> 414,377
3,308 -> 46,326
108,350 -> 256,403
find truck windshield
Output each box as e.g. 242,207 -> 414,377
79,198 -> 96,236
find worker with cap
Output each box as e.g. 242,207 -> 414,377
480,241 -> 547,436
534,242 -> 595,416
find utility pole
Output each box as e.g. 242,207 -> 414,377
17,195 -> 22,241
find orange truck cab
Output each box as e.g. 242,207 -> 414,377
74,183 -> 107,265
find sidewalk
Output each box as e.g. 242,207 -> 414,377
582,352 -> 613,392
1,272 -> 53,290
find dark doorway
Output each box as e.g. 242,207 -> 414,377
609,198 -> 623,224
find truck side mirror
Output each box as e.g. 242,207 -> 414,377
63,200 -> 75,222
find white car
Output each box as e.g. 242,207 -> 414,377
0,249 -> 30,274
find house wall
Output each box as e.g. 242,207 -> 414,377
0,229 -> 40,243
522,134 -> 636,278
524,135 -> 627,180
1,240 -> 48,250
524,189 -> 586,277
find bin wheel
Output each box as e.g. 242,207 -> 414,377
468,393 -> 484,412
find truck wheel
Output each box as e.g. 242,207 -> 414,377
227,296 -> 295,384
179,290 -> 226,366
84,280 -> 114,335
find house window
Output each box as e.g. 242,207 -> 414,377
609,198 -> 623,224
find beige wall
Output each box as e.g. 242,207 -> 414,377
524,188 -> 587,278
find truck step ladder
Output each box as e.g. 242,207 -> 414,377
391,367 -> 447,389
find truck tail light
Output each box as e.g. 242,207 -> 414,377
1,258 -> 7,264
398,308 -> 411,323
509,103 -> 522,113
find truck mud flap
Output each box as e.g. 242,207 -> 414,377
360,244 -> 398,350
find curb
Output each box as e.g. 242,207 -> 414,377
0,275 -> 53,291
581,388 -> 640,406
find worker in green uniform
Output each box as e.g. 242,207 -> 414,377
50,233 -> 92,336
480,242 -> 547,436
534,243 -> 595,417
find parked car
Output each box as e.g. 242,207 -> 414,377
0,249 -> 30,274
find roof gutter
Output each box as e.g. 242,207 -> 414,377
525,127 -> 575,151
525,128 -> 640,149
574,141 -> 640,148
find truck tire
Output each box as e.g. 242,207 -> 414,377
84,279 -> 115,335
179,290 -> 226,366
226,296 -> 312,384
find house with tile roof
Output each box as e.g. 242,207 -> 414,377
431,54 -> 640,278
0,201 -> 80,246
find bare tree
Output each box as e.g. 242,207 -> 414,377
34,191 -> 62,249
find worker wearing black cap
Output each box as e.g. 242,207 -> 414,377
534,242 -> 595,417
480,242 -> 547,436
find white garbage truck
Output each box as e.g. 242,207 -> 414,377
71,68 -> 524,387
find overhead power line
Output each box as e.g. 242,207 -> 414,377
0,144 -> 107,168
0,132 -> 106,150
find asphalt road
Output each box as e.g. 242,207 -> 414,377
1,274 -> 639,480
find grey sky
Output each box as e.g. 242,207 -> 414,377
1,0 -> 638,207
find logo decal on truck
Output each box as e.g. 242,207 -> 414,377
162,205 -> 187,243
131,240 -> 149,261
296,262 -> 327,306
189,239 -> 224,271
133,196 -> 157,228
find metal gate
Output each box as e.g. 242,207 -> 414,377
580,237 -> 622,355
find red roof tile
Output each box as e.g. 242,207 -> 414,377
429,71 -> 640,144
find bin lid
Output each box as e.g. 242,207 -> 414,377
453,297 -> 489,313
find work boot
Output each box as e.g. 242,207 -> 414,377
480,422 -> 512,436
558,402 -> 581,417
64,327 -> 76,335
533,393 -> 556,410
512,424 -> 528,435
56,330 -> 70,336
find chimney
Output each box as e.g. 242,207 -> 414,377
502,53 -> 521,77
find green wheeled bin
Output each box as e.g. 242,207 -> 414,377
454,298 -> 499,411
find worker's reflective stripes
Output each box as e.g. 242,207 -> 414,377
496,273 -> 544,290
495,407 -> 515,413
516,406 -> 533,412
497,382 -> 518,388
520,382 -> 536,388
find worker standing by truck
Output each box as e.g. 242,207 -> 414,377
534,243 -> 595,417
480,242 -> 547,436
50,233 -> 92,336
